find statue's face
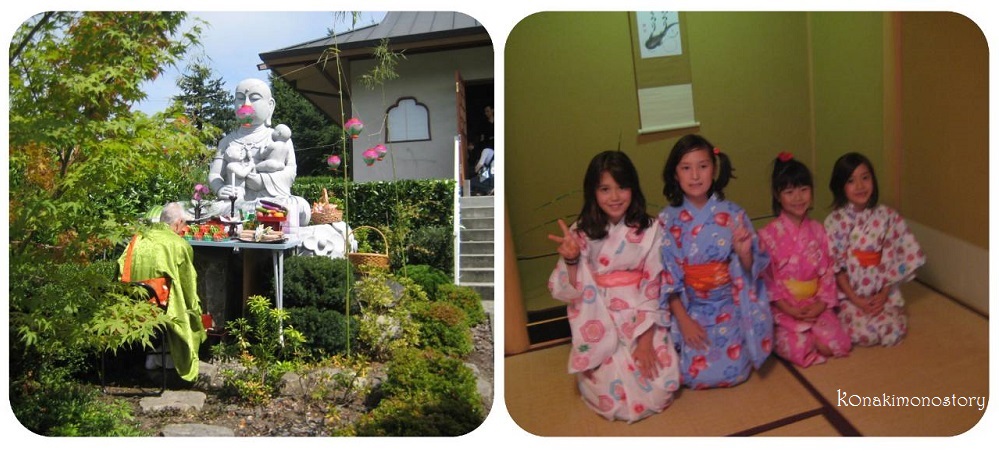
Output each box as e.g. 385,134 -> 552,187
234,79 -> 275,127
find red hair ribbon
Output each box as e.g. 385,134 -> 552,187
777,151 -> 793,162
713,147 -> 721,156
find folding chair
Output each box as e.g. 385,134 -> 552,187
101,234 -> 172,396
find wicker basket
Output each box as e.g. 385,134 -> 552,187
348,226 -> 389,270
310,188 -> 343,225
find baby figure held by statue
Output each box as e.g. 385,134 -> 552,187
224,123 -> 290,187
208,78 -> 309,227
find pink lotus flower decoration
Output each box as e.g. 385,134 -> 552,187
344,118 -> 364,138
326,155 -> 342,169
374,144 -> 387,161
362,148 -> 378,166
236,105 -> 255,127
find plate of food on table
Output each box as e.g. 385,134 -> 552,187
239,225 -> 285,243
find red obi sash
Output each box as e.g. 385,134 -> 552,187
593,270 -> 644,288
851,249 -> 882,268
682,261 -> 731,292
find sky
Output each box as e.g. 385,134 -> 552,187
134,11 -> 387,115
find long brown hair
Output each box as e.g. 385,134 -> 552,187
577,150 -> 652,239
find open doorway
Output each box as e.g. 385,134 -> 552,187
464,80 -> 494,181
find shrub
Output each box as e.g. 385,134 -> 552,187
400,264 -> 451,301
411,301 -> 472,357
405,225 -> 455,275
279,256 -> 354,313
286,306 -> 358,359
11,377 -> 149,436
10,257 -> 173,407
353,348 -> 483,436
352,394 -> 484,436
211,295 -> 306,405
437,284 -> 487,327
353,272 -> 421,361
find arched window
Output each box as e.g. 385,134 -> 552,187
386,97 -> 430,142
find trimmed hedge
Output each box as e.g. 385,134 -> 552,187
286,306 -> 358,359
278,256 -> 355,314
292,177 -> 456,231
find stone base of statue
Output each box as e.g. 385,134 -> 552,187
190,245 -> 243,346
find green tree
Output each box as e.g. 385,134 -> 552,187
172,57 -> 233,145
9,12 -> 209,435
269,73 -> 345,177
9,11 -> 209,257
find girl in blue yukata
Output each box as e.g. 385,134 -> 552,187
657,134 -> 774,389
548,150 -> 680,423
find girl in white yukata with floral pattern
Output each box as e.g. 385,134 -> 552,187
548,150 -> 680,423
824,152 -> 925,347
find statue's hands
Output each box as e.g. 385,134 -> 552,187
218,185 -> 245,200
217,185 -> 235,199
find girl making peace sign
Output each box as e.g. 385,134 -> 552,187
547,150 -> 680,423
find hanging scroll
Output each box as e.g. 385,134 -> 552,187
631,12 -> 699,134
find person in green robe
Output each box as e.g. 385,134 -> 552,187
118,202 -> 206,382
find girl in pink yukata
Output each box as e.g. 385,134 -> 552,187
658,134 -> 773,389
548,150 -> 680,423
824,152 -> 925,347
758,152 -> 851,367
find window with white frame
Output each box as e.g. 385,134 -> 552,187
386,97 -> 430,142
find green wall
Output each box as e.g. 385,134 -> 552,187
900,12 -> 988,249
506,12 -> 816,312
505,11 -> 987,313
809,12 -> 886,220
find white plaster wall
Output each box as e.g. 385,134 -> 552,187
349,46 -> 494,183
908,220 -> 989,315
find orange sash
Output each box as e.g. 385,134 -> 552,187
682,261 -> 731,292
593,270 -> 644,288
122,234 -> 171,308
852,249 -> 882,268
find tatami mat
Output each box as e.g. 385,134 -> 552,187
505,344 -> 823,436
504,281 -> 988,437
757,414 -> 842,436
791,281 -> 988,436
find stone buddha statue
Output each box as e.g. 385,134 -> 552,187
206,78 -> 310,227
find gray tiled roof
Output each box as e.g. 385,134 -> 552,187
263,11 -> 484,56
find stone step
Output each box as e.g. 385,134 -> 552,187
460,207 -> 494,219
460,240 -> 494,255
459,282 -> 494,300
459,254 -> 494,268
161,423 -> 235,437
460,217 -> 494,230
459,195 -> 495,208
458,268 -> 494,284
461,228 -> 494,242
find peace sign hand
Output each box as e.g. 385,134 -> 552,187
547,219 -> 581,263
